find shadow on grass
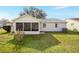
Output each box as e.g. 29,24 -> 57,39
8,33 -> 61,52
46,32 -> 79,35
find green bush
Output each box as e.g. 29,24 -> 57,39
73,28 -> 78,32
3,26 -> 11,32
66,29 -> 79,34
13,31 -> 24,52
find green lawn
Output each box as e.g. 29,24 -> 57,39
0,29 -> 79,53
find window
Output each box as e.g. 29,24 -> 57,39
43,23 -> 46,28
16,23 -> 23,31
24,23 -> 31,31
55,24 -> 58,28
32,23 -> 38,31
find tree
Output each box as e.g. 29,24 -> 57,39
20,6 -> 47,19
3,26 -> 11,32
19,12 -> 25,16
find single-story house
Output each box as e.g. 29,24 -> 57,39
11,15 -> 67,34
66,18 -> 79,31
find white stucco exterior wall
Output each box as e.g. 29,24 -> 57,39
40,22 -> 66,32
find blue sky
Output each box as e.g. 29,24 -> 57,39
0,6 -> 79,20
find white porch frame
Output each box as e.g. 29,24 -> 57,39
12,22 -> 40,34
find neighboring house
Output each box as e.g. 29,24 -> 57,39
0,19 -> 12,28
66,18 -> 79,31
4,20 -> 12,26
0,20 -> 3,28
11,15 -> 66,34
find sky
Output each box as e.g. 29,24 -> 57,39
0,6 -> 79,20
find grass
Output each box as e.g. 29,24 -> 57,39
0,29 -> 79,53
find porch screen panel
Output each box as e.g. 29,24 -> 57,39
24,23 -> 31,31
16,23 -> 23,31
32,23 -> 38,31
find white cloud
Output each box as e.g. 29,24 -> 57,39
0,11 -> 18,20
55,6 -> 69,9
0,11 -> 11,19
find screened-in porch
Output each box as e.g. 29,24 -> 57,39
14,22 -> 40,34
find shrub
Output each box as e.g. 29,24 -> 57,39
13,31 -> 24,52
66,29 -> 79,34
73,28 -> 78,32
3,26 -> 11,32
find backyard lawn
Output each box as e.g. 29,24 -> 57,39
0,29 -> 79,53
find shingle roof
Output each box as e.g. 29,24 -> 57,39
12,14 -> 40,22
68,18 -> 79,20
12,14 -> 66,23
40,18 -> 66,22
